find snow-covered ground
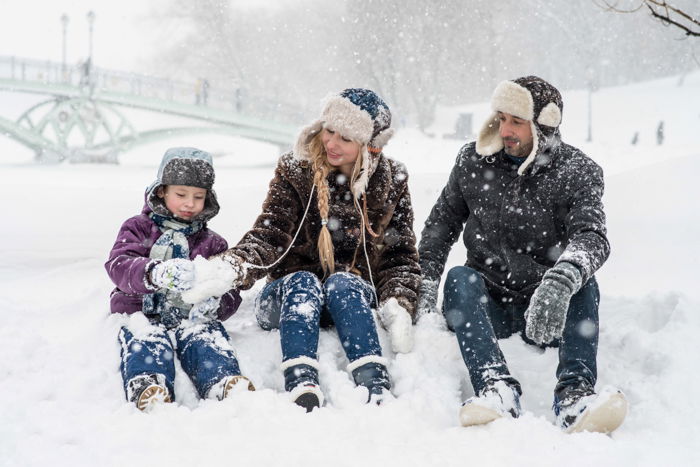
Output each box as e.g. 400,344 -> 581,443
1,72 -> 699,466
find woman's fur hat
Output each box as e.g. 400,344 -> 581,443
294,88 -> 394,196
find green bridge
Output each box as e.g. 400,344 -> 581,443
0,56 -> 300,163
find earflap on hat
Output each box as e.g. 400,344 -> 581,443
351,144 -> 381,198
294,120 -> 324,161
369,127 -> 395,153
475,113 -> 503,157
518,121 -> 540,175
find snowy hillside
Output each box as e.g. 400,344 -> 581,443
1,73 -> 699,466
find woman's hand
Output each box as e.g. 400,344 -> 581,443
377,297 -> 414,354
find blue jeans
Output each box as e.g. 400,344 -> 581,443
119,320 -> 242,400
256,271 -> 382,364
442,266 -> 599,395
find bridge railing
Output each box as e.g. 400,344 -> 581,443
0,55 -> 306,125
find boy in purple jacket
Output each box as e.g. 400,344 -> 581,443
106,147 -> 254,411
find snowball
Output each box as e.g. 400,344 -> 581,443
180,256 -> 237,304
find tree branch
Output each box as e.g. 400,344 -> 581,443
595,0 -> 699,37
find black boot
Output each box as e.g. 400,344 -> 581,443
350,359 -> 392,405
281,358 -> 324,412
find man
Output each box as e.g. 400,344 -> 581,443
418,76 -> 627,434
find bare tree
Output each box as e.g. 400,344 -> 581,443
595,0 -> 699,37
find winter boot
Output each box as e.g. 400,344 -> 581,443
208,375 -> 256,401
281,357 -> 324,412
554,383 -> 627,434
348,356 -> 392,405
459,380 -> 522,427
126,373 -> 172,412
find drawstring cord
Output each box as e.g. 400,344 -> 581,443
245,184 -> 316,271
245,178 -> 379,308
354,193 -> 379,307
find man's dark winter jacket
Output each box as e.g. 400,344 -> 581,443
224,152 -> 422,317
419,141 -> 609,304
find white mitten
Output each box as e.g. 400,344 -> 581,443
188,296 -> 222,323
149,258 -> 195,292
377,297 -> 414,354
180,256 -> 241,304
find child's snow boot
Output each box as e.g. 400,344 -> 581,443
554,383 -> 627,434
127,373 -> 172,411
348,356 -> 392,405
459,379 -> 521,427
208,375 -> 255,401
281,357 -> 324,412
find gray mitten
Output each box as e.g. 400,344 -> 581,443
149,258 -> 196,292
417,279 -> 439,317
525,262 -> 582,345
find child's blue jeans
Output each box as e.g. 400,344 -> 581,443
118,320 -> 242,400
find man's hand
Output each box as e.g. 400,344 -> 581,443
377,297 -> 414,354
149,259 -> 195,292
525,262 -> 582,345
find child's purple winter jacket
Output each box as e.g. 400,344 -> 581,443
105,203 -> 241,321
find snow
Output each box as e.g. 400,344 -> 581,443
180,256 -> 237,304
1,72 -> 700,466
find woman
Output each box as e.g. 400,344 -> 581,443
218,89 -> 420,411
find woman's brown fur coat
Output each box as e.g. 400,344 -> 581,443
223,152 -> 421,318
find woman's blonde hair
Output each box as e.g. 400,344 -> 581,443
307,130 -> 364,275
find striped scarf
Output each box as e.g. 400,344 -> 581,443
142,213 -> 204,329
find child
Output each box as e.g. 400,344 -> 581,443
199,89 -> 420,411
105,147 -> 254,411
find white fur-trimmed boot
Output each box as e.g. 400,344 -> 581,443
208,374 -> 256,401
459,380 -> 521,427
126,373 -> 172,412
348,355 -> 392,405
554,383 -> 627,434
281,357 -> 324,412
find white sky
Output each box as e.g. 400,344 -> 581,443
0,0 -> 163,70
0,0 -> 288,72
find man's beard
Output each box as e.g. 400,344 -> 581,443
503,137 -> 533,158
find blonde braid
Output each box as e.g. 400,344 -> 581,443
309,134 -> 335,275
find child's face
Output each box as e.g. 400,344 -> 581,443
159,185 -> 207,220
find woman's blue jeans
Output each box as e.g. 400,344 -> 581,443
442,266 -> 599,396
256,271 -> 382,364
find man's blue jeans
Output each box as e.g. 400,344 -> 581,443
442,266 -> 599,396
119,320 -> 242,400
256,271 -> 382,364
